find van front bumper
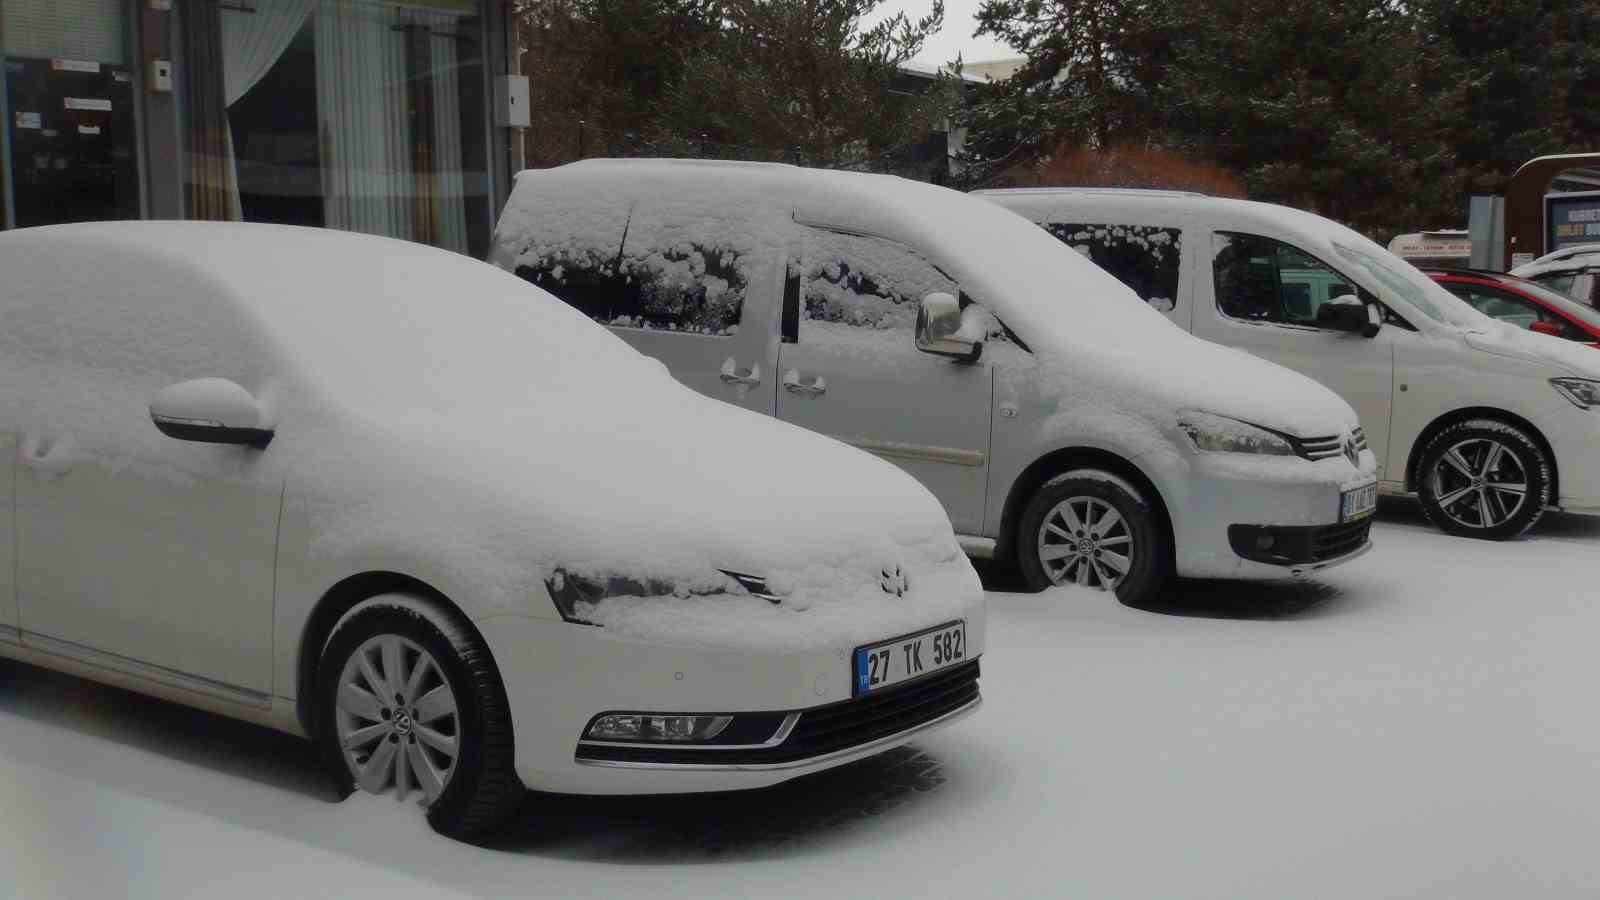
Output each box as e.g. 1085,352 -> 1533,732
1164,449 -> 1378,580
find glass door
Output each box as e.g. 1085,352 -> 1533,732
4,57 -> 138,227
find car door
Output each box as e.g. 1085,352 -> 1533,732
507,200 -> 782,416
1193,230 -> 1400,480
774,226 -> 995,534
13,274 -> 282,701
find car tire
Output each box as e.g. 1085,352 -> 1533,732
1416,419 -> 1550,540
1016,469 -> 1172,606
316,596 -> 523,840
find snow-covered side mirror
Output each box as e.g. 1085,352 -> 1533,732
150,378 -> 274,449
915,292 -> 983,363
1317,294 -> 1382,339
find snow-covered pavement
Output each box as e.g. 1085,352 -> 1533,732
2,499 -> 1596,898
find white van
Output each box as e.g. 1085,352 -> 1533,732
983,188 -> 1600,539
491,161 -> 1377,604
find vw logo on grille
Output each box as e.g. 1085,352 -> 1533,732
1344,436 -> 1360,466
880,565 -> 909,597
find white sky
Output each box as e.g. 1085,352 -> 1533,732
876,0 -> 1016,67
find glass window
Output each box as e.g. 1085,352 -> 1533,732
1213,232 -> 1360,328
1537,273 -> 1579,297
1044,222 -> 1182,312
800,228 -> 956,331
182,0 -> 490,256
1440,283 -> 1590,341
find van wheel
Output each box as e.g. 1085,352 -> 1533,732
317,596 -> 524,840
1416,419 -> 1550,540
1017,470 -> 1171,605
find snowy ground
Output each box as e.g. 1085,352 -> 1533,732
2,498 -> 1597,898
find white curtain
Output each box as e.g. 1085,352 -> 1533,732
212,0 -> 474,251
316,0 -> 414,241
429,16 -> 468,254
219,0 -> 319,220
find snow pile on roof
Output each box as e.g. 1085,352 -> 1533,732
0,222 -> 980,651
1511,243 -> 1600,279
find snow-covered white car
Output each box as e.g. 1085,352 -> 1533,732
490,161 -> 1377,606
984,188 -> 1600,539
0,222 -> 985,838
1511,243 -> 1600,307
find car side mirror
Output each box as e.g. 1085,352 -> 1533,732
1530,320 -> 1563,338
915,292 -> 983,363
1318,294 -> 1382,338
150,378 -> 274,449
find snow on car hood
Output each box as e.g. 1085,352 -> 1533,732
1459,317 -> 1600,378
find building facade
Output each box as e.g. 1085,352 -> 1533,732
0,0 -> 522,257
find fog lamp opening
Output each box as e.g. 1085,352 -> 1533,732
586,713 -> 734,742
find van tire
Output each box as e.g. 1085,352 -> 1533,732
1416,419 -> 1549,540
1016,470 -> 1172,606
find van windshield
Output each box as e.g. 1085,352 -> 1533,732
1329,240 -> 1475,327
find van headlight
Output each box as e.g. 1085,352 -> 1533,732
1551,377 -> 1600,409
1178,411 -> 1297,456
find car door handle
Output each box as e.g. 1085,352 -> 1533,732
719,358 -> 762,386
783,369 -> 827,396
20,434 -> 78,478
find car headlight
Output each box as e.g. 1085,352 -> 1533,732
545,568 -> 782,624
1551,377 -> 1600,409
1178,411 -> 1297,456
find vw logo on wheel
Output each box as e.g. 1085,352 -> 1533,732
880,564 -> 909,597
391,710 -> 413,735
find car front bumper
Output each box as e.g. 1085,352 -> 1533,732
476,612 -> 985,795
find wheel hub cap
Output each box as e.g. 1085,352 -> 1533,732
1037,495 -> 1135,591
335,634 -> 461,806
1427,437 -> 1529,531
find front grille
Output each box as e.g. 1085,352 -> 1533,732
1352,426 -> 1368,452
1228,520 -> 1372,566
575,660 -> 980,767
1297,434 -> 1346,460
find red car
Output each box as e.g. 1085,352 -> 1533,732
1426,268 -> 1600,348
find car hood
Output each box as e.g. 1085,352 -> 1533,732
1461,319 -> 1600,378
290,372 -> 974,629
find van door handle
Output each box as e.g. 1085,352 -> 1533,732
719,358 -> 762,386
783,369 -> 827,397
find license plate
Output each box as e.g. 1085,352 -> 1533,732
1341,481 -> 1377,521
853,621 -> 966,696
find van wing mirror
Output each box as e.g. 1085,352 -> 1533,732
1317,294 -> 1382,338
915,292 -> 983,362
150,378 -> 274,449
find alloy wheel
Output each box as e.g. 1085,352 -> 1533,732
1036,495 -> 1135,589
335,635 -> 461,805
1427,437 -> 1529,531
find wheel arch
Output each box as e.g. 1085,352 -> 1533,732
295,571 -> 475,736
1404,407 -> 1559,502
998,446 -> 1175,568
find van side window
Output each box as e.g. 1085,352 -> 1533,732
1213,232 -> 1362,329
799,228 -> 957,332
515,260 -> 634,324
515,229 -> 748,336
1044,222 -> 1182,312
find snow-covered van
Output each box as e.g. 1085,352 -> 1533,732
984,188 -> 1600,540
491,161 -> 1378,604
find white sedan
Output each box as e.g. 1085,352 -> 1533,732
0,222 -> 985,838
